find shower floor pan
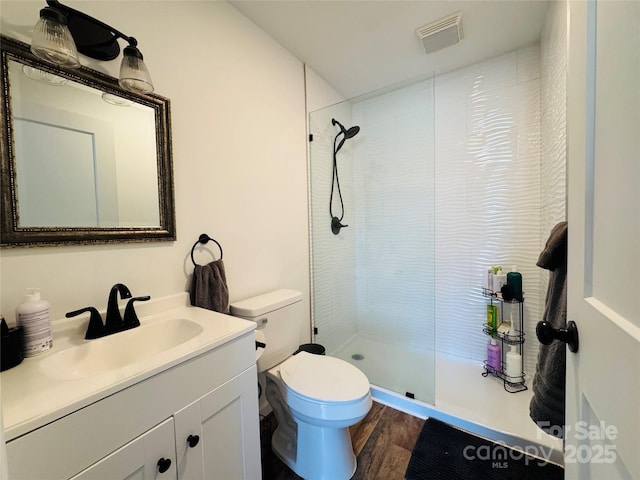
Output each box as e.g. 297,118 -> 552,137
331,334 -> 563,466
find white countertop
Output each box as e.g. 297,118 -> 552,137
1,293 -> 255,441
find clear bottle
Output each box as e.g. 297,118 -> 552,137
16,289 -> 52,357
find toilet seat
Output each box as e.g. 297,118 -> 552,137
279,351 -> 370,403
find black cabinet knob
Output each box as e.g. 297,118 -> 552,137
536,320 -> 579,353
157,457 -> 172,473
187,434 -> 200,448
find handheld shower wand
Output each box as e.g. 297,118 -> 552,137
330,118 -> 360,235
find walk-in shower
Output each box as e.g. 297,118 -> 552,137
307,41 -> 566,459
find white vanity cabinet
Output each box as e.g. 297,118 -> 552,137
5,332 -> 261,480
174,367 -> 261,480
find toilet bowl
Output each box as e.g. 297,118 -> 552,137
266,352 -> 372,480
230,290 -> 372,480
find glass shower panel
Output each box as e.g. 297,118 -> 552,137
309,101 -> 358,356
309,76 -> 435,405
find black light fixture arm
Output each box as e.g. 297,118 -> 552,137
46,0 -> 136,45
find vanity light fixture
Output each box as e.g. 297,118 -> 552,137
30,0 -> 154,94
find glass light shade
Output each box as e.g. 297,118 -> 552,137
30,8 -> 80,69
118,46 -> 154,94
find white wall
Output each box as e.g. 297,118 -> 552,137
305,66 -> 345,115
0,1 -> 310,345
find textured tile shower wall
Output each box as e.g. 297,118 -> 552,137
433,46 -> 543,377
540,0 -> 568,304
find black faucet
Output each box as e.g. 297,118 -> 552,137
105,283 -> 133,330
66,284 -> 151,340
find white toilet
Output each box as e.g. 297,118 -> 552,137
230,289 -> 372,480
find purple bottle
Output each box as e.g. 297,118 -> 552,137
487,337 -> 501,372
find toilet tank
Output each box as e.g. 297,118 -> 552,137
230,289 -> 303,372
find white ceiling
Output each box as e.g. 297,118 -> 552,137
229,0 -> 550,99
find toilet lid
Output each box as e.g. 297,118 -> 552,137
279,351 -> 370,402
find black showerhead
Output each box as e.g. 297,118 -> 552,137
332,118 -> 360,154
332,118 -> 360,139
345,125 -> 360,139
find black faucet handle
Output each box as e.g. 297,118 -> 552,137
66,307 -> 104,340
123,296 -> 151,328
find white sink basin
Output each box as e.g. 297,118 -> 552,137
40,318 -> 203,380
2,293 -> 257,441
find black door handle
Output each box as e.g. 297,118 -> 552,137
187,434 -> 200,448
536,320 -> 579,353
157,458 -> 172,473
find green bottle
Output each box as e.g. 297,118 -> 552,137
507,269 -> 523,302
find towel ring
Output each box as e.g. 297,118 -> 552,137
190,233 -> 223,265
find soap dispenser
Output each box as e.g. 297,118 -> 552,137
16,289 -> 52,357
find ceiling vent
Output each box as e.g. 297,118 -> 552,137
416,11 -> 463,54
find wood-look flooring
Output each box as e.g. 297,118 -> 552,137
261,401 -> 425,480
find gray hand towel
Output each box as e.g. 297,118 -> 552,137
190,260 -> 229,314
530,221 -> 568,438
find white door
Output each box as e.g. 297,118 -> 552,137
566,1 -> 640,479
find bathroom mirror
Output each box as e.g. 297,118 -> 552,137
0,35 -> 175,247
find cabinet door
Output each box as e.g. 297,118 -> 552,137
70,418 -> 177,480
174,366 -> 261,480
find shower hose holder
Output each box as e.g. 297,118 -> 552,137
331,217 -> 348,235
